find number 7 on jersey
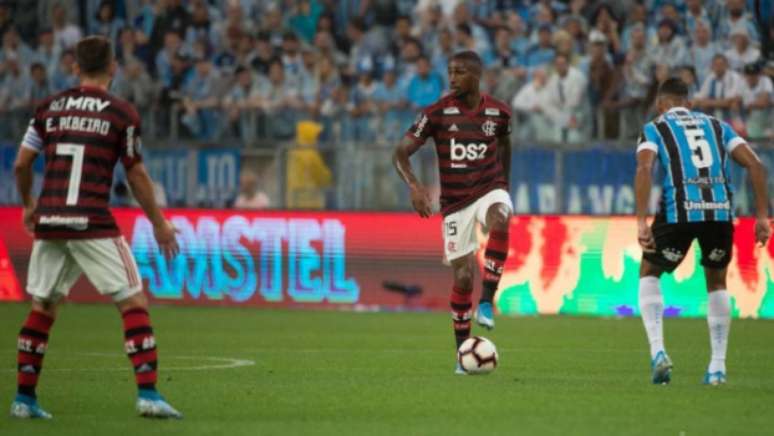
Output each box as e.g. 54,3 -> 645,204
55,143 -> 85,206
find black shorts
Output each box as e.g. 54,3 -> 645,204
642,214 -> 734,273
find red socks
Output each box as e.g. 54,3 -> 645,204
450,285 -> 472,348
122,308 -> 158,391
17,311 -> 54,398
480,229 -> 509,303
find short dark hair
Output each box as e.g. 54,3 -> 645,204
451,50 -> 482,67
657,77 -> 690,98
75,36 -> 113,76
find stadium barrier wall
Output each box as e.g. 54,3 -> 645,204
1,207 -> 773,319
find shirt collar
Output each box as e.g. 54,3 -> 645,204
666,106 -> 691,114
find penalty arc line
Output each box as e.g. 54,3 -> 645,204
0,352 -> 255,373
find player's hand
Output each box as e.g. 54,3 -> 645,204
410,184 -> 433,218
754,217 -> 772,248
638,221 -> 656,253
22,202 -> 36,235
154,219 -> 180,258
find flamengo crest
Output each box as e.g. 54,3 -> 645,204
482,120 -> 497,136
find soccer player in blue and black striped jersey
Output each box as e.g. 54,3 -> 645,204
634,78 -> 771,386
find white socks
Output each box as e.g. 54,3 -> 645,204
639,276 -> 665,359
707,290 -> 731,374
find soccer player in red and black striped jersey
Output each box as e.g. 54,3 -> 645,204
10,36 -> 182,419
393,51 -> 513,374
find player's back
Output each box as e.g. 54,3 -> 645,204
24,86 -> 142,239
640,107 -> 743,223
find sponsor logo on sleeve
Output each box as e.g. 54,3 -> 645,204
443,107 -> 460,114
485,108 -> 500,116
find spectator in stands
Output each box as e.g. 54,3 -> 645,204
689,20 -> 721,85
590,4 -> 622,57
684,0 -> 712,40
90,0 -> 124,43
483,66 -> 519,109
620,3 -> 651,55
648,19 -> 688,70
505,11 -> 531,60
511,67 -> 553,141
260,3 -> 287,48
156,31 -> 183,83
313,30 -> 347,67
346,17 -> 381,75
372,68 -> 408,142
113,59 -> 155,114
615,23 -> 651,139
309,54 -> 340,118
350,66 -> 379,141
223,65 -> 261,142
554,29 -> 582,69
185,0 -> 217,53
452,3 -> 490,53
29,62 -> 52,107
251,32 -> 275,75
0,2 -> 13,37
181,57 -> 221,140
159,51 -> 193,133
2,27 -> 33,66
288,0 -> 323,44
50,49 -> 78,91
234,169 -> 271,209
488,25 -> 520,69
149,0 -> 190,55
677,65 -> 700,98
543,53 -> 589,142
693,54 -> 744,121
454,23 -> 480,57
740,62 -> 773,139
256,58 -> 304,138
430,27 -> 454,80
406,55 -> 443,110
281,31 -> 305,87
523,24 -> 555,72
51,1 -> 82,50
587,30 -> 620,139
724,27 -> 760,72
717,0 -> 759,45
0,55 -> 31,137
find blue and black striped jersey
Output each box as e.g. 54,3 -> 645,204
637,107 -> 746,224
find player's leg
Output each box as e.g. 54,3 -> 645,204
697,222 -> 734,385
639,220 -> 691,384
450,254 -> 475,375
475,199 -> 512,330
443,209 -> 477,374
11,240 -> 81,419
68,237 -> 181,418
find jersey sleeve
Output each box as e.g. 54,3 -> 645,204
636,123 -> 660,154
403,108 -> 434,154
498,108 -> 512,137
720,120 -> 745,153
119,107 -> 144,169
20,104 -> 47,153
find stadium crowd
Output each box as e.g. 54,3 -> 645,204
0,0 -> 772,146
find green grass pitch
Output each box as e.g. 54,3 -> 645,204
1,303 -> 773,435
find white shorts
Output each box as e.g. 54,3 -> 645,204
443,189 -> 513,262
26,237 -> 142,303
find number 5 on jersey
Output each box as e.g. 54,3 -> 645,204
55,143 -> 85,206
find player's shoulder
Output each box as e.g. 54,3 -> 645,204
104,91 -> 141,125
423,93 -> 459,117
481,93 -> 512,118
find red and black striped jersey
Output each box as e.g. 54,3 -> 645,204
21,86 -> 143,239
404,93 -> 511,216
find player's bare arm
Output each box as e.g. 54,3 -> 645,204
730,144 -> 771,246
126,162 -> 180,257
634,148 -> 657,253
497,133 -> 511,183
393,136 -> 432,218
13,147 -> 38,234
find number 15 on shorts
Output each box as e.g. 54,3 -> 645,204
446,221 -> 458,236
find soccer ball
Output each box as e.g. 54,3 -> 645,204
457,336 -> 498,374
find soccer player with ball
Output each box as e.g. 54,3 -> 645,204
393,51 -> 510,374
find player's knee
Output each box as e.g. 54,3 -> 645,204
704,267 -> 727,291
116,291 -> 148,313
639,259 -> 663,278
454,266 -> 474,292
31,299 -> 59,319
487,204 -> 511,231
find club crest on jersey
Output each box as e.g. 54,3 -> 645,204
485,108 -> 500,116
482,120 -> 497,136
443,107 -> 460,115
